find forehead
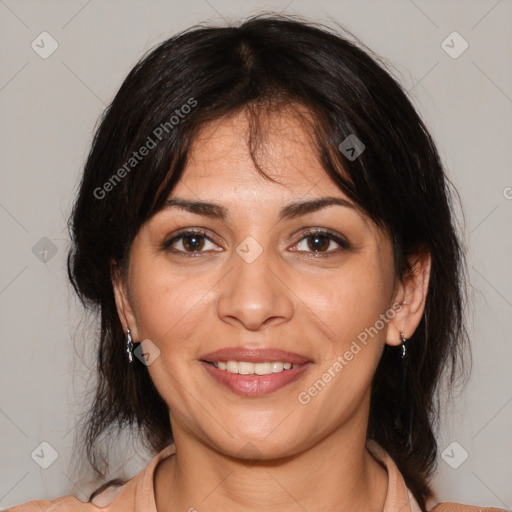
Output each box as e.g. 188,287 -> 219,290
178,105 -> 329,195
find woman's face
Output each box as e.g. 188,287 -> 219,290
114,107 -> 408,459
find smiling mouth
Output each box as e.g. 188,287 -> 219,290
199,347 -> 312,396
204,360 -> 302,375
201,359 -> 311,397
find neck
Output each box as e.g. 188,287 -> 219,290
154,418 -> 388,512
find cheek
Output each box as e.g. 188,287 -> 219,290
295,274 -> 391,430
129,262 -> 211,413
301,256 -> 394,351
316,255 -> 394,393
130,256 -> 210,345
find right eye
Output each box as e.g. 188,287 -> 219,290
162,229 -> 223,256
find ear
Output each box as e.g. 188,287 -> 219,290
386,250 -> 431,347
111,260 -> 140,341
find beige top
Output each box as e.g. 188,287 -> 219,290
6,440 -> 505,512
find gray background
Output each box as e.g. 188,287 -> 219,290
1,0 -> 511,509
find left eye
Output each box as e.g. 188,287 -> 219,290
291,231 -> 348,255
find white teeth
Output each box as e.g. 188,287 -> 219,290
227,361 -> 238,373
255,362 -> 272,375
213,360 -> 300,375
271,362 -> 284,373
238,362 -> 254,375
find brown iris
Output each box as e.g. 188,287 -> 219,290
307,234 -> 330,252
183,234 -> 205,252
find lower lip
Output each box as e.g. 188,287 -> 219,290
200,361 -> 311,397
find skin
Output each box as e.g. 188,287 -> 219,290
113,105 -> 431,512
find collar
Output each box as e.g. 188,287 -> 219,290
102,439 -> 422,511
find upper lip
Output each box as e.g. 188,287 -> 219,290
200,347 -> 311,364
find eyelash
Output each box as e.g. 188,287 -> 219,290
161,228 -> 350,258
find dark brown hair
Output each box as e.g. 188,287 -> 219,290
67,14 -> 468,510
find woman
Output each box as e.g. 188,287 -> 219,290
8,14 -> 506,512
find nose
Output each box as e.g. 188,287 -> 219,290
216,243 -> 294,331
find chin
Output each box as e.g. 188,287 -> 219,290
209,428 -> 308,462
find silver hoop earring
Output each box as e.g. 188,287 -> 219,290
126,328 -> 133,363
400,331 -> 407,359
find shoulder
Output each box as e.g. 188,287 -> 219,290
5,482 -> 129,512
430,502 -> 508,512
6,444 -> 177,512
5,477 -> 133,512
5,496 -> 97,511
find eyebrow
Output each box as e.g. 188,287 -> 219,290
163,197 -> 355,221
